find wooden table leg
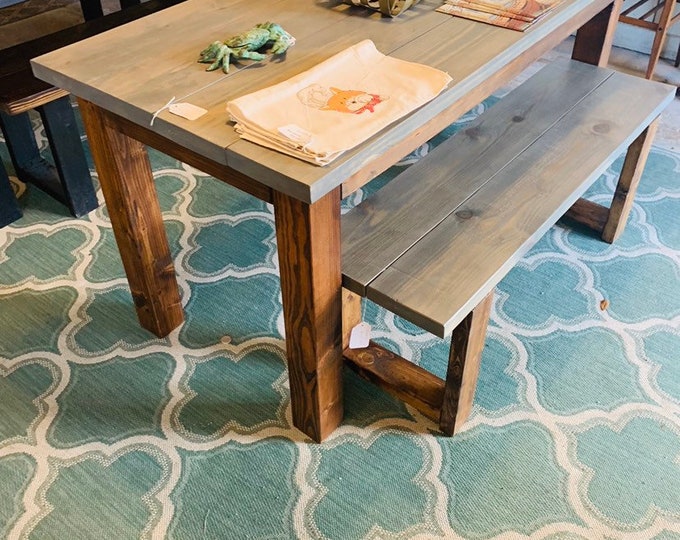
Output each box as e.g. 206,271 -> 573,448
572,0 -> 622,66
274,187 -> 343,442
77,98 -> 184,337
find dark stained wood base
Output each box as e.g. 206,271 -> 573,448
274,188 -> 344,443
344,343 -> 445,421
343,292 -> 493,436
563,198 -> 609,233
440,291 -> 493,435
571,0 -> 621,67
78,98 -> 184,337
563,119 -> 659,244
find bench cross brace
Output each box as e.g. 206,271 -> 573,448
343,289 -> 493,435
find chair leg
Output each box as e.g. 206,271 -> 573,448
78,0 -> 104,20
439,291 -> 493,436
645,0 -> 676,79
38,97 -> 98,217
0,109 -> 47,184
0,100 -> 97,219
602,118 -> 659,243
0,163 -> 22,228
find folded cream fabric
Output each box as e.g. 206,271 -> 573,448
226,40 -> 452,165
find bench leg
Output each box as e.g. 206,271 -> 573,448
564,119 -> 659,243
343,290 -> 493,435
601,119 -> 659,243
440,292 -> 494,436
0,163 -> 22,228
343,292 -> 493,435
38,97 -> 98,217
342,288 -> 363,350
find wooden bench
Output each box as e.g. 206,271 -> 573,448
0,0 -> 184,227
341,59 -> 675,435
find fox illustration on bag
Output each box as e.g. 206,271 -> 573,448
297,84 -> 388,114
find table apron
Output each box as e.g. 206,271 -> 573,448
110,108 -> 274,204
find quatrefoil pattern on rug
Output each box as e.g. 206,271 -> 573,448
1,100 -> 679,539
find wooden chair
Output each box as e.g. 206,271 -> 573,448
618,0 -> 680,79
0,0 -> 184,227
78,0 -> 144,21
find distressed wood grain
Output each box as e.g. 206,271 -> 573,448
440,292 -> 493,435
360,63 -> 673,336
344,343 -> 445,421
274,187 -> 344,442
78,98 -> 184,337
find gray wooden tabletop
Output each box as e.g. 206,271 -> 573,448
31,0 -> 609,202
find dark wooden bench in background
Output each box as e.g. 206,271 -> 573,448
341,59 -> 675,435
0,0 -> 184,227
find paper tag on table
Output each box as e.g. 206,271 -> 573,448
349,322 -> 371,349
169,102 -> 208,121
277,124 -> 314,144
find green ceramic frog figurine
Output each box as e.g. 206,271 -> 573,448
198,22 -> 295,73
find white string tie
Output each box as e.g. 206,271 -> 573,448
148,54 -> 280,127
150,96 -> 177,126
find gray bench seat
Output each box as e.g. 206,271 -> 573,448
341,59 -> 675,435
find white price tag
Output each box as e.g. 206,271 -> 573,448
277,124 -> 313,144
349,322 -> 371,349
168,102 -> 208,121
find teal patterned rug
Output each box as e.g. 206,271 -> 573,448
1,98 -> 680,539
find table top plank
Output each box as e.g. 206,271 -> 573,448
225,0 -> 612,201
33,0 -> 450,169
31,0 -> 612,202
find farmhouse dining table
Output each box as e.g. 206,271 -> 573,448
31,0 -> 620,442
